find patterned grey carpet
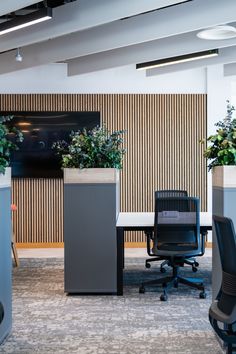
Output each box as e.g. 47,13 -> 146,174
0,257 -> 224,354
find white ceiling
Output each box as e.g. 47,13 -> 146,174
0,0 -> 236,77
0,0 -> 40,17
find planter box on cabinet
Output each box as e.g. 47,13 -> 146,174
0,168 -> 12,344
212,166 -> 236,299
64,168 -> 119,294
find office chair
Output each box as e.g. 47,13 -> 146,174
140,196 -> 206,301
145,190 -> 199,273
209,216 -> 236,354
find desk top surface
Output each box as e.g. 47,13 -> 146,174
116,212 -> 212,228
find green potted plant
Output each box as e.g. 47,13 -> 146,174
202,100 -> 236,188
53,124 -> 126,184
52,124 -> 126,169
52,125 -> 126,294
203,101 -> 236,171
0,115 -> 23,185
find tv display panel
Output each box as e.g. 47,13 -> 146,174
3,111 -> 100,178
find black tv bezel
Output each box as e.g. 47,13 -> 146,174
2,110 -> 100,178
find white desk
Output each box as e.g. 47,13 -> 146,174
117,212 -> 212,228
116,212 -> 212,295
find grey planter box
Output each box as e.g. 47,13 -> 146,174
212,166 -> 236,299
64,168 -> 119,294
0,168 -> 12,344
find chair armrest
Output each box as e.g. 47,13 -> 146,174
144,230 -> 154,256
197,231 -> 207,257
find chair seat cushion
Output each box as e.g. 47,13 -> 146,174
157,242 -> 198,251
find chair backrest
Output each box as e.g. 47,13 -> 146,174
213,216 -> 236,274
156,190 -> 188,199
154,196 -> 200,252
213,215 -> 236,315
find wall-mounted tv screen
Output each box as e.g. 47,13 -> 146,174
3,111 -> 100,178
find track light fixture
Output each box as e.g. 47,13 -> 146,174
15,48 -> 23,62
0,7 -> 53,36
136,49 -> 219,70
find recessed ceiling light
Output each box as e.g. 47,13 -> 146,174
18,122 -> 31,126
197,25 -> 236,40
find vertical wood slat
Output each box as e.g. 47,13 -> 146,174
5,94 -> 206,244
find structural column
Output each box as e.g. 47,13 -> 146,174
0,168 -> 12,344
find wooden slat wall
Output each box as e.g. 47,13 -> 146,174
0,94 -> 207,244
12,178 -> 63,243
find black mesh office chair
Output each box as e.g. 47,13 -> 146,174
140,196 -> 206,301
145,190 -> 199,273
209,216 -> 236,354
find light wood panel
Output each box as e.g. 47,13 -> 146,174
63,168 -> 118,184
1,94 -> 207,244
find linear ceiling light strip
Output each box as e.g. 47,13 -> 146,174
136,49 -> 219,70
0,7 -> 52,36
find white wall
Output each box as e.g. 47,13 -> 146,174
206,64 -> 233,242
0,63 -> 206,94
230,80 -> 236,106
206,65 -> 232,213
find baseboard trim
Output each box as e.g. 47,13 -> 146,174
206,242 -> 212,248
125,242 -> 147,248
16,242 -> 64,248
16,241 -> 212,249
16,242 -> 147,249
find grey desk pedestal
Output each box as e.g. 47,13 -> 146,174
0,169 -> 12,344
212,166 -> 236,300
64,168 -> 119,294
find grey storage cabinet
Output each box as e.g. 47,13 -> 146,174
0,168 -> 12,344
212,166 -> 236,299
64,168 -> 119,294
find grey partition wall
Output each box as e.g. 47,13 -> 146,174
0,168 -> 12,344
64,168 -> 119,294
212,166 -> 236,299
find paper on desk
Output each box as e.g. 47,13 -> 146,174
158,211 -> 196,224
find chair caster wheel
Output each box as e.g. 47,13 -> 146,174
192,266 -> 198,273
145,263 -> 151,269
139,286 -> 145,294
199,291 -> 206,299
160,293 -> 168,301
195,262 -> 199,267
160,267 -> 166,273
